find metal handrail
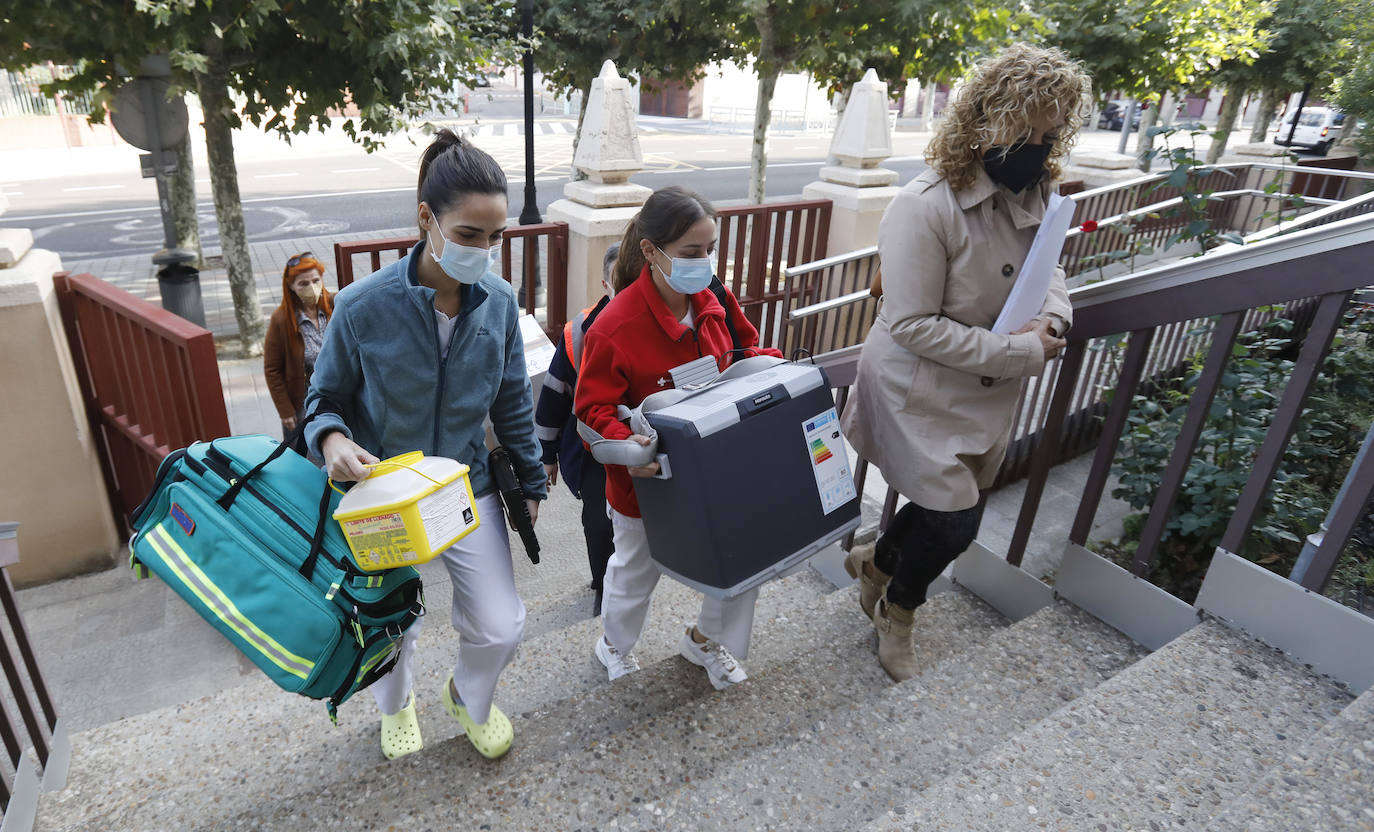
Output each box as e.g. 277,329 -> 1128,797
789,289 -> 873,320
1069,160 -> 1374,202
1069,210 -> 1374,317
1242,189 -> 1374,244
1065,189 -> 1340,239
783,246 -> 877,279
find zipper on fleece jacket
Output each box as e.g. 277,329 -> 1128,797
430,300 -> 464,457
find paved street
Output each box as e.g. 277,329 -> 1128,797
1,79 -> 1264,265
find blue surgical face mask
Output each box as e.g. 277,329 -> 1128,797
427,220 -> 499,285
655,246 -> 714,294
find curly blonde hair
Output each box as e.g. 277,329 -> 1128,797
926,43 -> 1092,192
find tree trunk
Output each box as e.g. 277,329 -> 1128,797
1135,99 -> 1161,171
1249,88 -> 1282,143
1159,91 -> 1178,128
197,56 -> 264,355
1337,114 -> 1359,146
570,80 -> 591,182
749,62 -> 780,204
922,81 -> 937,131
170,127 -> 202,265
1206,87 -> 1245,164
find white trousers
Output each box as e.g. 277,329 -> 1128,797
370,494 -> 525,724
602,507 -> 758,659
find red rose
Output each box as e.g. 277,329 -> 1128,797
1080,220 -> 1099,233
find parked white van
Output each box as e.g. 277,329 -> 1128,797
1272,107 -> 1346,155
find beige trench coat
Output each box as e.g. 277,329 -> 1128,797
841,167 -> 1073,512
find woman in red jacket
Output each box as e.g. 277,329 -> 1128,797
575,185 -> 780,690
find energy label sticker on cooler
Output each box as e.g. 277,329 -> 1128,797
802,408 -> 858,515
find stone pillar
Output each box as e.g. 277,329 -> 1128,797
802,69 -> 901,255
0,203 -> 120,587
1062,150 -> 1146,188
900,79 -> 920,118
547,61 -> 652,315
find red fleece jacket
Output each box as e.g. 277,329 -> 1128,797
574,267 -> 782,517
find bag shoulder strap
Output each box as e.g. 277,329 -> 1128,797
710,277 -> 743,353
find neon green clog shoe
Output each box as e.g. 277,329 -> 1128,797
441,676 -> 513,759
379,692 -> 423,760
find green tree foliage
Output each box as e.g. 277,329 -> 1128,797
1206,0 -> 1374,158
1,0 -> 510,351
1334,49 -> 1374,160
736,0 -> 1037,202
1043,0 -> 1270,101
804,0 -> 1043,101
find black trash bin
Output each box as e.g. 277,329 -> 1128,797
157,261 -> 206,328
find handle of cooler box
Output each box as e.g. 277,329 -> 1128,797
577,405 -> 659,467
716,354 -> 788,381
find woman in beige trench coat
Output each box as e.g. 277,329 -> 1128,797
840,44 -> 1091,681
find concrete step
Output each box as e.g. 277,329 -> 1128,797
644,598 -> 1145,830
886,618 -> 1354,831
142,583 -> 1005,830
1204,685 -> 1374,831
35,568 -> 833,831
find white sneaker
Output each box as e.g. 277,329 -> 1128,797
594,634 -> 640,681
678,628 -> 748,690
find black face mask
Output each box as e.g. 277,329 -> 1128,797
983,142 -> 1053,193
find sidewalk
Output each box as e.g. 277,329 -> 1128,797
64,227 -> 416,338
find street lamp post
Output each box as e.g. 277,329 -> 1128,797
519,0 -> 542,226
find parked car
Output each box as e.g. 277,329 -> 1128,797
1098,100 -> 1144,131
1272,107 -> 1345,155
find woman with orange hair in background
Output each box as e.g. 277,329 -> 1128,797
264,252 -> 333,456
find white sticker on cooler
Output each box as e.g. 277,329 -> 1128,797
802,408 -> 858,515
417,481 -> 476,552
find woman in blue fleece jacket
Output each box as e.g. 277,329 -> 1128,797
304,129 -> 546,762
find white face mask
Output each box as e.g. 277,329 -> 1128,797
294,283 -> 323,305
426,218 -> 499,285
654,246 -> 714,294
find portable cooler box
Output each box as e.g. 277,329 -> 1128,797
631,361 -> 860,598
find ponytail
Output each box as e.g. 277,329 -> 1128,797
612,185 -> 717,294
613,220 -> 650,294
416,128 -> 507,229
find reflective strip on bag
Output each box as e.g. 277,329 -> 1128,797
147,525 -> 316,681
355,641 -> 399,684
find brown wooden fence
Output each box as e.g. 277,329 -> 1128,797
53,272 -> 229,536
715,199 -> 831,349
332,222 -> 570,341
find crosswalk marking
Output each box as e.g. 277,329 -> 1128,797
460,120 -> 654,138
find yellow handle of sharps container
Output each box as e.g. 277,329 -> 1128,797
328,452 -> 447,496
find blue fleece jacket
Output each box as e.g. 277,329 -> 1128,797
304,241 -> 547,500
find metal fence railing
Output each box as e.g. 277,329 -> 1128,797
332,222 -> 571,342
0,522 -> 67,826
819,209 -> 1374,602
715,199 -> 831,350
0,66 -> 97,119
784,164 -> 1374,488
52,272 -> 230,537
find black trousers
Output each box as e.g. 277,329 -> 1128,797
579,460 -> 615,591
873,498 -> 986,610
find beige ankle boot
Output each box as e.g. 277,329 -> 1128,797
873,598 -> 918,682
843,543 -> 891,621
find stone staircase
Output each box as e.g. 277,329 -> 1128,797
34,557 -> 1365,831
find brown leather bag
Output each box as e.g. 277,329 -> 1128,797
870,268 -> 884,299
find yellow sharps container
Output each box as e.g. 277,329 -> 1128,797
332,452 -> 480,571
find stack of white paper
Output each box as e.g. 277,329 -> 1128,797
991,193 -> 1077,334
